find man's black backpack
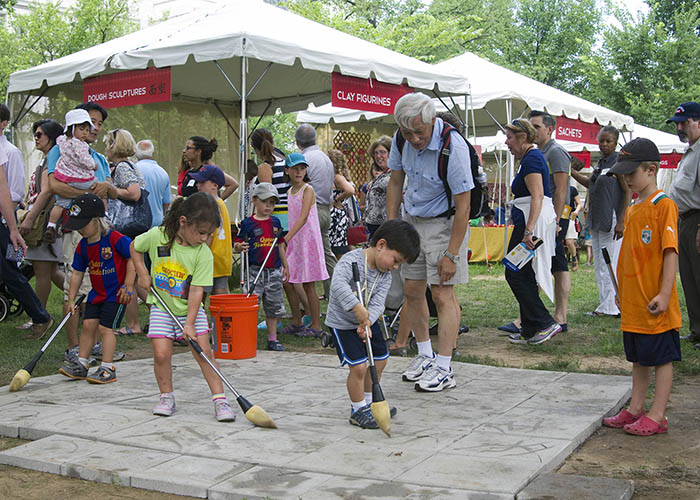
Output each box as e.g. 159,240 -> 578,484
395,122 -> 489,219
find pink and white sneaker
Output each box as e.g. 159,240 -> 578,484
153,394 -> 176,417
214,399 -> 236,422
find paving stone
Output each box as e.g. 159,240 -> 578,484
442,431 -> 575,470
0,435 -> 102,474
0,402 -> 73,439
395,454 -> 543,494
305,476 -> 512,500
62,443 -> 179,486
208,465 -> 332,500
516,472 -> 634,500
19,403 -> 158,441
477,406 -> 602,443
130,455 -> 253,498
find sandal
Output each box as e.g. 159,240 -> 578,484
603,408 -> 645,428
115,326 -> 141,336
624,415 -> 668,436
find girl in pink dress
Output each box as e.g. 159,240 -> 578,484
283,152 -> 329,337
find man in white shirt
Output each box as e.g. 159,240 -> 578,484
0,104 -> 26,209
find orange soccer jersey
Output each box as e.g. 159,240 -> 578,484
618,190 -> 682,334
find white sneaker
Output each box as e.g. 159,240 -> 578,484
401,354 -> 435,382
415,365 -> 456,392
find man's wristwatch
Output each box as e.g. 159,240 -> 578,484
442,250 -> 460,264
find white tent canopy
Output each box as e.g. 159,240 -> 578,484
8,0 -> 468,116
297,52 -> 634,136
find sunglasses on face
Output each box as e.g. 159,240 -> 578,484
34,131 -> 44,139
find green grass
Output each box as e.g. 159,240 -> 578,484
2,262 -> 699,387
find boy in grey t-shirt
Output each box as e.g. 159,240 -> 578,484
325,220 -> 419,429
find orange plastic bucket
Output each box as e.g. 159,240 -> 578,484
209,294 -> 259,360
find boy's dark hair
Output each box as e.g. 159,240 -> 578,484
75,102 -> 108,122
528,110 -> 556,129
161,192 -> 221,250
0,103 -> 10,122
370,219 -> 420,263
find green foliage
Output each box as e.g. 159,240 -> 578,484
0,0 -> 136,97
500,0 -> 601,92
586,1 -> 700,128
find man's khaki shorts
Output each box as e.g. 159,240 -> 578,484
401,213 -> 469,285
62,230 -> 92,300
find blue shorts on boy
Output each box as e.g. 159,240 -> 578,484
248,265 -> 286,318
84,301 -> 126,330
330,321 -> 388,366
147,306 -> 210,340
623,330 -> 681,366
325,248 -> 393,365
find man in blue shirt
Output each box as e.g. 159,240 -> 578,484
134,139 -> 171,227
46,102 -> 119,362
386,92 -> 473,392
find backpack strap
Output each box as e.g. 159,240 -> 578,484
438,123 -> 455,218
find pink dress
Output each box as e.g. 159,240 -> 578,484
286,183 -> 329,283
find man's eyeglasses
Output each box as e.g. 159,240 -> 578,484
34,131 -> 44,139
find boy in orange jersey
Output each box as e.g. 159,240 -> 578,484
602,138 -> 682,436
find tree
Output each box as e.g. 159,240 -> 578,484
498,0 -> 602,93
585,2 -> 700,128
0,0 -> 137,97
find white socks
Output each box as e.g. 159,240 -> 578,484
436,354 -> 451,371
417,340 -> 434,358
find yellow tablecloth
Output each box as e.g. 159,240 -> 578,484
468,226 -> 513,262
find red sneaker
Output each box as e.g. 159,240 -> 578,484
603,408 -> 645,428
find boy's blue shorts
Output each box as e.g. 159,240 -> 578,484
623,329 -> 681,366
330,322 -> 389,366
84,301 -> 126,330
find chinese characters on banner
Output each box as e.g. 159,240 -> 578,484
332,72 -> 413,114
555,116 -> 601,144
83,67 -> 171,109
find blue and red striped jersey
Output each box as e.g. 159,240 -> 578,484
72,230 -> 132,304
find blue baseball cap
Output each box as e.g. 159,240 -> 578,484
189,164 -> 225,187
285,152 -> 308,168
666,102 -> 700,123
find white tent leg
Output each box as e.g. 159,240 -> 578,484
505,99 -> 513,254
240,54 -> 249,293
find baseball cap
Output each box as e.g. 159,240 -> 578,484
285,152 -> 308,168
188,164 -> 225,188
666,102 -> 700,123
251,182 -> 279,201
608,138 -> 660,176
64,193 -> 106,230
64,109 -> 96,133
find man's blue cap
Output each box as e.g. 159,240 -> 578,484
666,102 -> 700,123
189,164 -> 225,187
285,152 -> 308,167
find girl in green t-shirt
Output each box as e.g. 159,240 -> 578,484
128,192 -> 236,422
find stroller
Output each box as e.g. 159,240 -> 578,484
0,261 -> 34,322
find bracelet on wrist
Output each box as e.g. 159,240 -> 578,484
524,229 -> 534,237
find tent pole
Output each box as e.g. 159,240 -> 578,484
240,54 -> 249,293
505,99 -> 513,255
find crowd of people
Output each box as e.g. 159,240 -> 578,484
1,94 -> 698,435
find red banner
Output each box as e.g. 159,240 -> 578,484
570,151 -> 591,169
660,152 -> 683,169
332,73 -> 412,114
83,67 -> 171,109
555,116 -> 601,144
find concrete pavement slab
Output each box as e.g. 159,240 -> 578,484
62,442 -> 179,486
0,434 -> 103,474
516,472 -> 634,500
0,350 -> 633,499
130,455 -> 253,498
